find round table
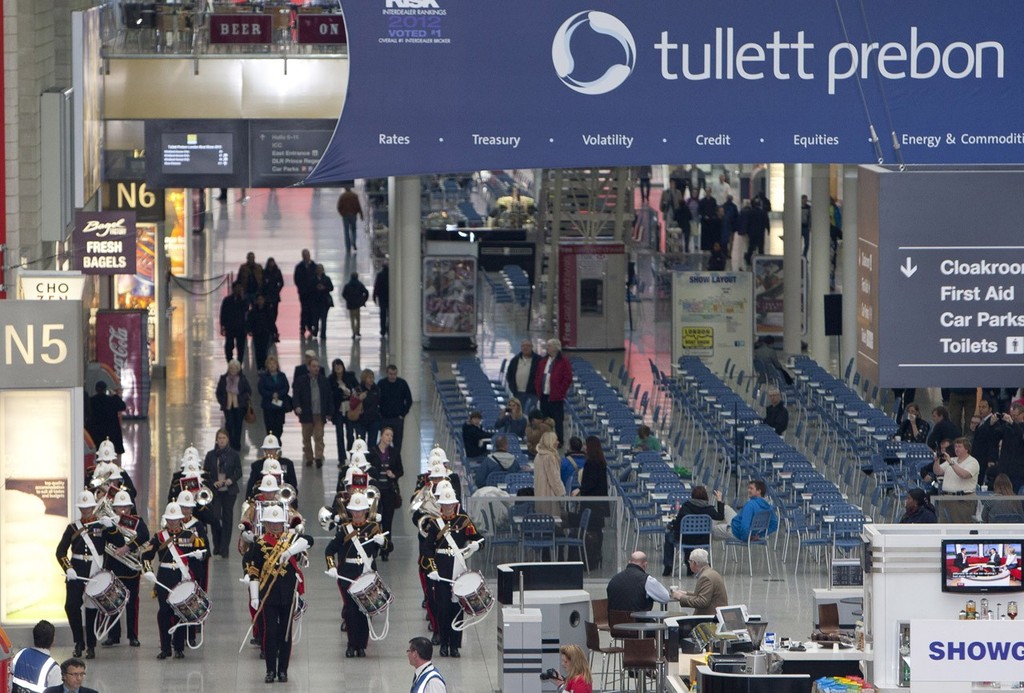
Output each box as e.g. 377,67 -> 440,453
616,621 -> 669,693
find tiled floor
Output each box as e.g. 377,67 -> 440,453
72,186 -> 834,693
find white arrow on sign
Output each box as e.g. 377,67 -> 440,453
901,257 -> 918,278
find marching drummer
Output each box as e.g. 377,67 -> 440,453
140,502 -> 204,660
244,505 -> 313,684
55,490 -> 125,660
412,463 -> 449,643
325,492 -> 385,658
424,483 -> 483,658
244,434 -> 299,500
102,490 -> 150,648
176,491 -> 211,648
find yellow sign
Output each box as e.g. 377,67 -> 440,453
682,327 -> 713,349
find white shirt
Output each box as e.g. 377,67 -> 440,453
412,662 -> 447,693
514,355 -> 533,394
542,358 -> 554,396
939,454 -> 980,493
645,575 -> 671,604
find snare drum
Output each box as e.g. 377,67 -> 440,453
84,570 -> 128,616
452,571 -> 493,617
349,571 -> 393,617
167,580 -> 212,624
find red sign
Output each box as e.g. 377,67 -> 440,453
95,310 -> 149,418
297,15 -> 346,44
209,14 -> 271,44
557,243 -> 624,349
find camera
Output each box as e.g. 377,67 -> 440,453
539,668 -> 560,681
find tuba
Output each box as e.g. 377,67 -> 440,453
277,483 -> 298,505
410,485 -> 440,517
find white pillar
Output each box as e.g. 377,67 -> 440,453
783,164 -> 802,357
841,166 -> 859,382
809,164 -> 831,366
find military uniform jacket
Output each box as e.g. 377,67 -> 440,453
140,528 -> 201,585
424,513 -> 478,578
325,521 -> 381,580
244,532 -> 314,607
56,520 -> 124,577
182,516 -> 210,567
108,514 -> 150,578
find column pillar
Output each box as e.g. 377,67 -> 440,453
841,166 -> 859,382
809,164 -> 831,366
783,164 -> 802,358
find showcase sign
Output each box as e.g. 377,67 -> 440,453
72,211 -> 137,275
306,0 -> 1024,182
911,620 -> 1024,682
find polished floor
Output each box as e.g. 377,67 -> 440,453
69,186 -> 835,693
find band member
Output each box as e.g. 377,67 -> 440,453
412,463 -> 447,641
177,491 -> 211,648
89,458 -> 138,504
102,490 -> 150,648
167,447 -> 203,502
325,493 -> 385,657
425,483 -> 483,658
100,466 -> 137,504
244,505 -> 313,684
244,434 -> 299,500
413,449 -> 463,501
56,490 -> 125,659
140,502 -> 204,660
167,460 -> 206,504
238,474 -> 303,557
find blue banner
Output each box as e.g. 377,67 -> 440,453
305,0 -> 1024,182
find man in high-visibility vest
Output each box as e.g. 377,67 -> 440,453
10,621 -> 61,693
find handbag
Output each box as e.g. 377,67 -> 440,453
393,488 -> 403,508
347,395 -> 363,422
281,394 -> 293,413
244,402 -> 256,424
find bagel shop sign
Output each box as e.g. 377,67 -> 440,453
71,211 -> 137,275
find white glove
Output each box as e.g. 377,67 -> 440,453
427,570 -> 440,582
98,516 -> 115,528
241,530 -> 254,543
279,537 -> 310,564
462,539 -> 482,558
325,567 -> 339,580
294,523 -> 305,535
65,568 -> 79,582
372,534 -> 387,546
239,574 -> 251,584
186,550 -> 206,560
248,580 -> 260,611
142,571 -> 157,584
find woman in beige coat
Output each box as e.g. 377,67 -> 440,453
533,431 -> 565,517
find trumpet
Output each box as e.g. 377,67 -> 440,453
196,486 -> 215,507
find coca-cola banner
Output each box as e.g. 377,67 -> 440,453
72,211 -> 137,275
95,310 -> 149,417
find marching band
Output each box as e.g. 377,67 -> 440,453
57,436 -> 493,679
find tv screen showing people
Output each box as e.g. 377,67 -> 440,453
943,540 -> 1023,592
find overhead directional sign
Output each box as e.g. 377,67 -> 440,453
858,166 -> 1024,387
306,0 -> 1024,182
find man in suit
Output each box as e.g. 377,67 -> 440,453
43,657 -> 98,693
671,549 -> 729,616
294,357 -> 332,468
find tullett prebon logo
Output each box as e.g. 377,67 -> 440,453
552,11 -> 636,95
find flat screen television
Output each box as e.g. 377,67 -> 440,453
942,539 -> 1023,593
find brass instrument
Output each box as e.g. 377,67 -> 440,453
410,485 -> 441,517
277,483 -> 298,505
195,486 -> 215,506
105,542 -> 144,571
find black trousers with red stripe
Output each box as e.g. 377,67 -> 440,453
107,574 -> 140,642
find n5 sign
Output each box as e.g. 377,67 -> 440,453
0,301 -> 83,388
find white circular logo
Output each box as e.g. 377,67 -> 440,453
552,11 -> 636,95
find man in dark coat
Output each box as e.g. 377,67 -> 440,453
373,262 -> 390,337
293,357 -> 332,468
505,339 -> 540,415
87,381 -> 126,455
293,248 -> 317,338
219,281 -> 249,363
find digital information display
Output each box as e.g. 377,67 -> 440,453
161,132 -> 233,174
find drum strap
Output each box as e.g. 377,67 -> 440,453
345,524 -> 373,573
436,518 -> 469,576
77,521 -> 104,576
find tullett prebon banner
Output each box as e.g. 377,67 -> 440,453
305,0 -> 1024,182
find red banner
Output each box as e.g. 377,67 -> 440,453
297,15 -> 346,44
209,14 -> 272,44
95,310 -> 149,418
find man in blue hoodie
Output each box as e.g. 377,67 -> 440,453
711,479 -> 778,542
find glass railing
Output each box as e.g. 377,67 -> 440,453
463,495 -> 625,582
102,3 -> 349,59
